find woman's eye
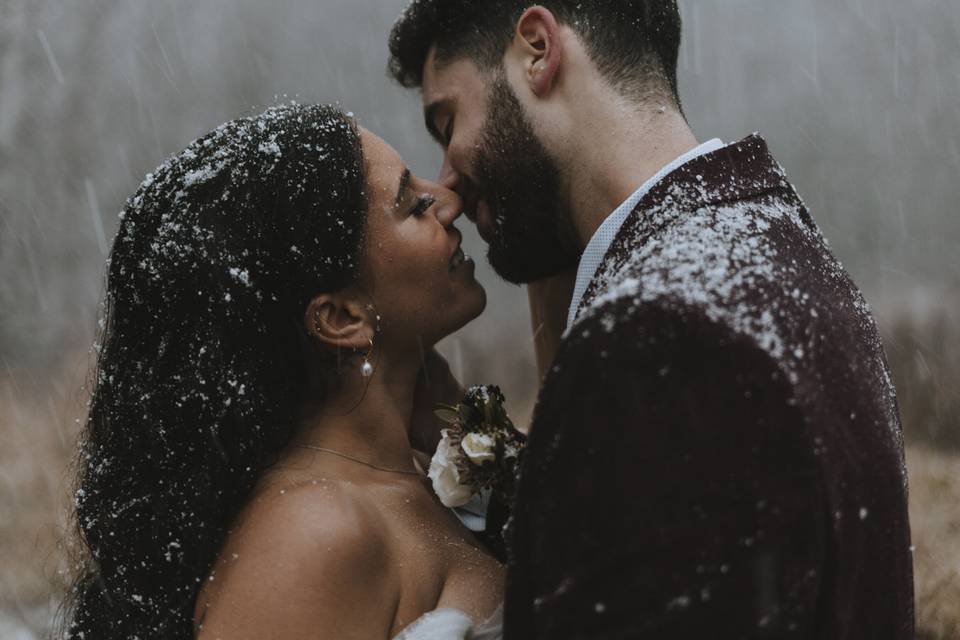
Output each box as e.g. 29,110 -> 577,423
411,194 -> 436,217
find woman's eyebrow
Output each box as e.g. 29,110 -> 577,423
394,167 -> 411,208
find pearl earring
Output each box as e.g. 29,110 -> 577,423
360,338 -> 375,378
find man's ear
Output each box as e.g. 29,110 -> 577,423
304,292 -> 375,351
514,6 -> 562,97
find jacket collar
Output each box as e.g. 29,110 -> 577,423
571,133 -> 792,326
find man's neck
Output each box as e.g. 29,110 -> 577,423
564,106 -> 699,249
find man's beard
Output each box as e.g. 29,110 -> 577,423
473,74 -> 580,284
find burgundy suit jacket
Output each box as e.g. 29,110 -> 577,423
500,135 -> 914,639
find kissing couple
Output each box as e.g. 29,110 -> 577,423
64,1 -> 914,639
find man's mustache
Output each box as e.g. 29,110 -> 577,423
457,176 -> 484,224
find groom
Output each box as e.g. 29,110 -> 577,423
391,1 -> 914,638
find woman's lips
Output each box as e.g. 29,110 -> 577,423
449,245 -> 467,270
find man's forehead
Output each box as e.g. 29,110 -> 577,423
420,46 -> 445,105
420,47 -> 484,105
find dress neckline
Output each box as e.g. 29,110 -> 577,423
391,603 -> 503,639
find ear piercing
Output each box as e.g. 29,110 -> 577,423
362,304 -> 380,379
312,307 -> 379,378
360,338 -> 375,378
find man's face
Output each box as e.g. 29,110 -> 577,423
421,50 -> 579,283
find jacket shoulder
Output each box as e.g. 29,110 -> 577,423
580,189 -> 842,372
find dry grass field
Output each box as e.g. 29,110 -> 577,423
1,307 -> 958,639
0,352 -> 89,638
884,298 -> 960,639
908,446 -> 960,640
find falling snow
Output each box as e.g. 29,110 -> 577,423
1,1 -> 958,638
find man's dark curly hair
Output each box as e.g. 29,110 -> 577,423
388,0 -> 683,106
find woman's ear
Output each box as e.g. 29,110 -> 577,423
515,6 -> 563,97
304,292 -> 375,351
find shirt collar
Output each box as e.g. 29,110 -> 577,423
565,138 -> 726,331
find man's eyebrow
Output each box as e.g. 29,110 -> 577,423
423,100 -> 444,144
395,167 -> 411,208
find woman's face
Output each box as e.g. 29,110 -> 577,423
357,128 -> 486,349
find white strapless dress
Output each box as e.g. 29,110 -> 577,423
392,604 -> 503,640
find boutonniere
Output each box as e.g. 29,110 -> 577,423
428,385 -> 525,509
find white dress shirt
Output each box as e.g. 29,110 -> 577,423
565,138 -> 726,331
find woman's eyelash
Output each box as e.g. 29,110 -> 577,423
411,194 -> 436,217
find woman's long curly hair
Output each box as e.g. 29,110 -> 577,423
61,103 -> 368,639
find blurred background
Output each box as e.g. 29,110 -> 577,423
1,0 -> 957,637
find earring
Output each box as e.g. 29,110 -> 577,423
360,338 -> 375,378
366,304 -> 382,332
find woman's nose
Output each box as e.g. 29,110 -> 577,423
433,186 -> 463,228
437,156 -> 460,192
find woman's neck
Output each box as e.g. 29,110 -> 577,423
291,347 -> 422,474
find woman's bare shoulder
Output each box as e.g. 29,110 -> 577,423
245,475 -> 389,541
195,478 -> 396,639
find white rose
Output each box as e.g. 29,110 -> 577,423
461,433 -> 496,465
428,430 -> 475,508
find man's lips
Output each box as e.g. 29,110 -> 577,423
474,200 -> 495,244
461,180 -> 494,243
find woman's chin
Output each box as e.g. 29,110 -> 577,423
470,283 -> 488,319
439,285 -> 487,339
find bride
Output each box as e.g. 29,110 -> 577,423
64,104 -> 505,639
